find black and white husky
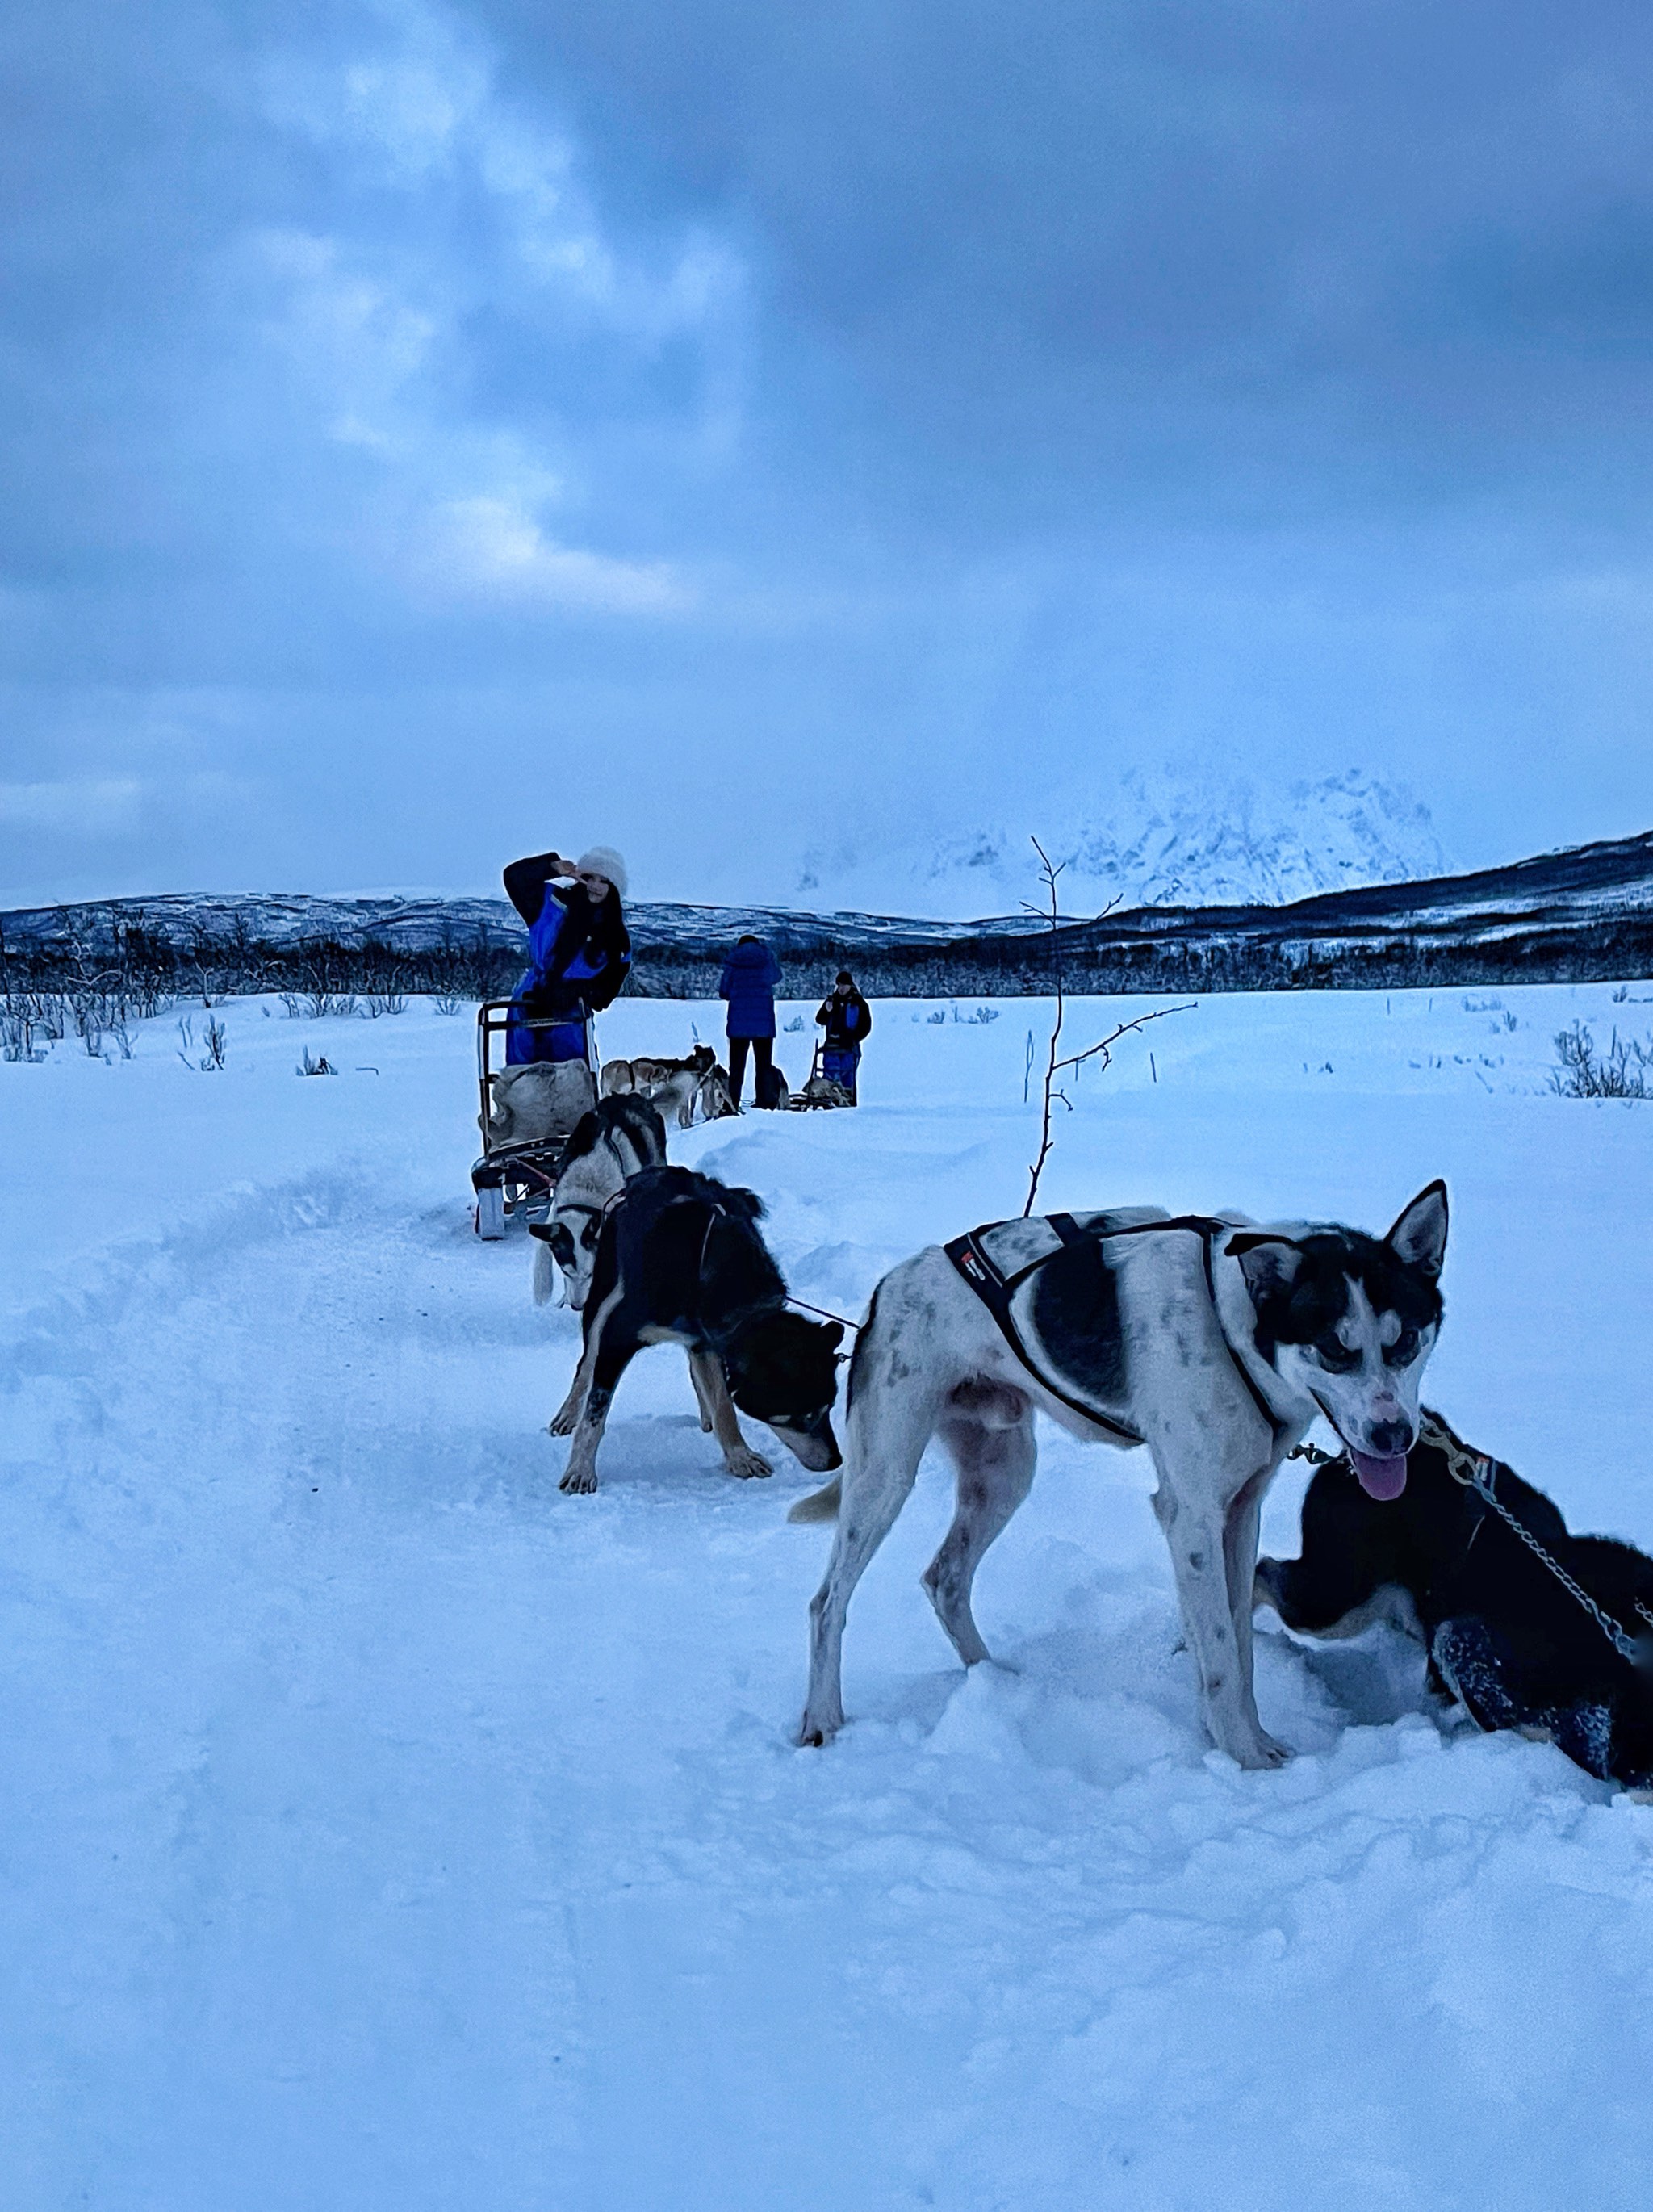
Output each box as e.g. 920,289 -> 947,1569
550,1165 -> 844,1495
529,1095 -> 668,1310
793,1184 -> 1448,1766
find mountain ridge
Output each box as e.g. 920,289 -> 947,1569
3,827 -> 1652,998
797,769 -> 1453,918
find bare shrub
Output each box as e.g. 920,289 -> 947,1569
1551,1022 -> 1652,1099
176,1013 -> 228,1070
2,1001 -> 48,1062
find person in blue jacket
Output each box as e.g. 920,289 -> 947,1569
814,970 -> 873,1102
501,844 -> 631,1066
718,933 -> 781,1106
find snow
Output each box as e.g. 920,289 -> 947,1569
797,769 -> 1452,918
5,982 -> 1653,2210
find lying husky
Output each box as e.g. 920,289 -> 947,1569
1258,1414 -> 1653,1790
793,1184 -> 1448,1765
529,1094 -> 667,1309
483,1059 -> 597,1146
786,1074 -> 854,1112
550,1164 -> 844,1495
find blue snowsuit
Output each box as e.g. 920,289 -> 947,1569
502,855 -> 631,1066
815,987 -> 873,1102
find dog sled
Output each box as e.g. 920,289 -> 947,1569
471,999 -> 597,1239
783,1044 -> 855,1112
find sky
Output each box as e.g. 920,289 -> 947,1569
4,0 -> 1653,911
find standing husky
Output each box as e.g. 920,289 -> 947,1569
793,1185 -> 1447,1766
551,1166 -> 843,1495
529,1096 -> 668,1309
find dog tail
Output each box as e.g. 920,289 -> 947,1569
787,1477 -> 841,1524
532,1238 -> 558,1307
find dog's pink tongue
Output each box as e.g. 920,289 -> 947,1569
1349,1446 -> 1409,1501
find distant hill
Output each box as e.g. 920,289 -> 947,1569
3,829 -> 1653,1000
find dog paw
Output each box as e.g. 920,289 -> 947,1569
1237,1731 -> 1290,1770
797,1712 -> 841,1748
548,1404 -> 581,1437
725,1446 -> 772,1481
559,1467 -> 598,1495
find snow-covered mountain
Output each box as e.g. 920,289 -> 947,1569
796,770 -> 1451,920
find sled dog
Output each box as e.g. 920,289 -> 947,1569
484,1059 -> 597,1146
550,1165 -> 844,1495
793,1185 -> 1448,1766
601,1045 -> 715,1097
1258,1412 -> 1653,1791
529,1095 -> 669,1309
786,1074 -> 854,1112
600,1046 -> 732,1129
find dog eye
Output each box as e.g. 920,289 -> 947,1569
1383,1326 -> 1420,1368
1316,1338 -> 1360,1373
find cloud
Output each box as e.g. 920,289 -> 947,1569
0,778 -> 144,833
6,0 -> 1653,911
424,495 -> 691,612
228,7 -> 737,618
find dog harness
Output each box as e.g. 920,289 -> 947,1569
944,1211 -> 1287,1444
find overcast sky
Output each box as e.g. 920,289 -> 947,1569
4,0 -> 1653,909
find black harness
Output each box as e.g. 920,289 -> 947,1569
944,1212 -> 1287,1445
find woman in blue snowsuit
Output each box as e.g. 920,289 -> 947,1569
501,845 -> 631,1066
718,933 -> 781,1107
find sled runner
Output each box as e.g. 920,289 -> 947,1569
470,999 -> 598,1238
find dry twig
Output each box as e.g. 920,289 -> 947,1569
1021,837 -> 1192,1215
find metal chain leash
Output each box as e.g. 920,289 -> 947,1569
1417,1414 -> 1643,1665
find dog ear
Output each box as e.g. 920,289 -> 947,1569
820,1321 -> 844,1352
528,1221 -> 554,1243
1386,1180 -> 1448,1280
1225,1233 -> 1303,1303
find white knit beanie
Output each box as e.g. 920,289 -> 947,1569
575,845 -> 629,899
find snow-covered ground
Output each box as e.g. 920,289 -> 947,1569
5,982 -> 1653,2210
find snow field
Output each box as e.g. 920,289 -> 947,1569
4,983 -> 1653,2209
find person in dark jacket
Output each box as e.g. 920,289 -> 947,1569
502,844 -> 631,1066
814,970 -> 873,1102
718,934 -> 780,1106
